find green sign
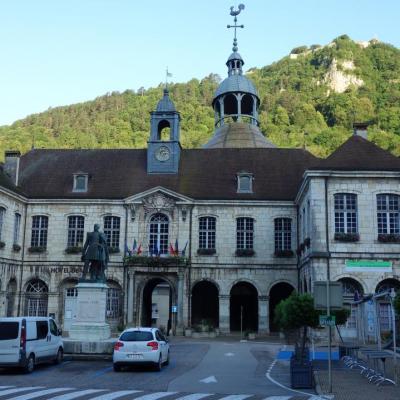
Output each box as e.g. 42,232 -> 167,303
319,315 -> 336,326
345,260 -> 392,272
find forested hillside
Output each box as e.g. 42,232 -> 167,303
1,35 -> 400,159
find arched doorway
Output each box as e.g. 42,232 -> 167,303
25,279 -> 48,317
230,282 -> 258,332
6,279 -> 17,317
141,278 -> 174,335
269,282 -> 295,332
191,281 -> 219,329
375,278 -> 400,332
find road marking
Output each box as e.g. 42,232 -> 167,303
199,376 -> 217,384
132,392 -> 177,400
218,396 -> 252,400
0,388 -> 45,397
89,391 -> 142,400
0,387 -> 14,390
48,389 -> 107,400
263,396 -> 292,400
224,353 -> 235,357
175,394 -> 213,400
10,388 -> 74,400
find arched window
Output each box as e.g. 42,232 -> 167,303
375,279 -> 400,332
149,213 -> 169,255
25,279 -> 48,317
334,193 -> 357,233
274,218 -> 292,251
377,194 -> 400,235
338,278 -> 363,330
67,216 -> 85,247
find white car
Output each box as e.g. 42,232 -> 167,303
112,327 -> 169,372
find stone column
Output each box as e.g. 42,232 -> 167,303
219,294 -> 230,334
219,97 -> 225,125
176,273 -> 184,335
258,295 -> 269,334
237,94 -> 243,121
127,270 -> 135,325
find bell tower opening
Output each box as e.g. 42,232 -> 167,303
157,120 -> 171,141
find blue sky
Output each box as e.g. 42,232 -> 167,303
0,0 -> 399,126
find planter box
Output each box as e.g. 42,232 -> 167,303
290,357 -> 314,389
334,232 -> 359,242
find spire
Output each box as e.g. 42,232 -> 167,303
226,5 -> 245,76
227,4 -> 245,53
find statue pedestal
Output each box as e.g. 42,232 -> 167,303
69,282 -> 111,341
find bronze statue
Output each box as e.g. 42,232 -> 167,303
81,224 -> 109,282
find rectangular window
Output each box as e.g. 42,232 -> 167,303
0,207 -> 5,241
236,217 -> 254,249
67,216 -> 85,247
334,193 -> 357,233
199,217 -> 216,249
106,288 -> 121,319
31,216 -> 48,248
377,194 -> 400,234
13,213 -> 21,245
275,218 -> 292,251
104,216 -> 120,249
379,303 -> 392,331
73,174 -> 88,192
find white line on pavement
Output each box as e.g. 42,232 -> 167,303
263,396 -> 292,400
218,395 -> 252,400
10,388 -> 75,400
47,389 -> 107,400
89,391 -> 143,400
174,394 -> 213,400
132,392 -> 177,400
0,388 -> 45,397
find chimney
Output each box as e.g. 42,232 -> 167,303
4,151 -> 21,186
353,122 -> 368,139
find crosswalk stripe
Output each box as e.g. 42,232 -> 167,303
218,396 -> 252,400
132,392 -> 177,400
89,391 -> 143,400
174,394 -> 213,400
263,397 -> 292,400
0,388 -> 45,397
47,390 -> 107,400
9,388 -> 75,400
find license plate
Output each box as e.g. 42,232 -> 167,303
127,353 -> 143,360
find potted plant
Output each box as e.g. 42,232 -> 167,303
235,248 -> 255,257
378,233 -> 400,243
334,232 -> 359,242
274,293 -> 319,389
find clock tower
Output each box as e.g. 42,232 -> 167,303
147,88 -> 181,174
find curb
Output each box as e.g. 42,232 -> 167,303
64,354 -> 112,361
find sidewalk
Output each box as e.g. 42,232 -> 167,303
314,360 -> 400,400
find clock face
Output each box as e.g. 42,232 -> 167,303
155,146 -> 170,162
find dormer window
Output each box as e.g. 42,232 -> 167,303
237,172 -> 253,193
73,174 -> 88,192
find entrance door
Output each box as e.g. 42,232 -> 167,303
64,288 -> 78,332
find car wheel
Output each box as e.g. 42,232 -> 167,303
24,354 -> 35,374
154,355 -> 162,371
54,348 -> 63,365
164,351 -> 170,366
113,363 -> 121,372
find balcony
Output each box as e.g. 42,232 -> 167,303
124,252 -> 189,268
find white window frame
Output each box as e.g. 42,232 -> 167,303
149,213 -> 169,255
67,216 -> 85,247
73,173 -> 88,192
236,173 -> 253,193
104,216 -> 120,249
198,216 -> 216,249
31,215 -> 48,248
0,207 -> 5,242
377,194 -> 400,234
236,217 -> 254,249
274,218 -> 292,251
334,193 -> 358,233
13,213 -> 21,245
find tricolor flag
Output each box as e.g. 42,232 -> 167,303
137,243 -> 142,255
169,243 -> 175,256
175,239 -> 179,255
125,243 -> 132,256
132,239 -> 137,253
181,240 -> 188,256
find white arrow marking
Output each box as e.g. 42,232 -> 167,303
224,352 -> 235,357
199,376 -> 217,383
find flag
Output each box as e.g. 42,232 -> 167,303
132,239 -> 137,253
175,239 -> 179,255
181,240 -> 188,256
125,243 -> 132,256
166,69 -> 173,77
169,243 -> 175,256
137,243 -> 142,255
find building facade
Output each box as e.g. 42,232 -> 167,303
0,34 -> 399,338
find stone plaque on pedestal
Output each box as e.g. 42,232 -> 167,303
69,282 -> 111,341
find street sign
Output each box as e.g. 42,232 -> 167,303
171,305 -> 177,313
345,259 -> 392,272
314,281 -> 343,310
319,315 -> 336,326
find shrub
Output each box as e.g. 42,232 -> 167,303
377,234 -> 400,243
291,46 -> 308,54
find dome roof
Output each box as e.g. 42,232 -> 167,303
212,75 -> 259,106
203,122 -> 276,149
227,51 -> 244,63
156,89 -> 176,112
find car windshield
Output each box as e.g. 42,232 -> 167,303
120,331 -> 154,342
0,322 -> 19,340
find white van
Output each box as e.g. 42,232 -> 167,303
0,317 -> 63,373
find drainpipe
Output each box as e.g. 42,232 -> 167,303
17,202 -> 28,316
123,204 -> 129,326
296,203 -> 300,292
187,206 -> 193,328
324,176 -> 332,394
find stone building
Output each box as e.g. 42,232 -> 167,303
0,30 -> 399,338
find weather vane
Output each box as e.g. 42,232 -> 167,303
165,67 -> 172,90
227,4 -> 245,52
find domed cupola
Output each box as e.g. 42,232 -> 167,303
204,4 -> 275,149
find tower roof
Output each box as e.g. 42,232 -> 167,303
155,89 -> 176,112
213,74 -> 259,106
